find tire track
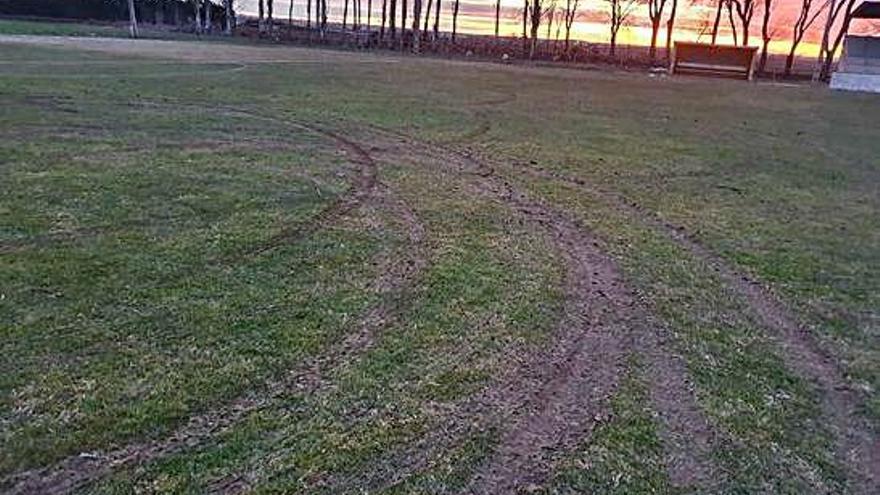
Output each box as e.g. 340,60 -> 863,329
507,161 -> 880,493
0,120 -> 429,495
317,129 -> 720,494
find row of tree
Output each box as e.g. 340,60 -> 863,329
125,0 -> 864,80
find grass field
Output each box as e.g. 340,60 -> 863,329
1,30 -> 878,495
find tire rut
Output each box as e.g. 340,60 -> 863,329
510,161 -> 880,493
329,129 -> 720,494
0,121 -> 428,495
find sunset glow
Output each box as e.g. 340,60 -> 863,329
238,0 -> 880,55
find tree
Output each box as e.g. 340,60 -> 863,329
563,0 -> 580,53
647,0 -> 668,62
606,0 -> 637,57
344,0 -> 350,28
307,0 -> 311,28
495,0 -> 501,38
205,0 -> 212,33
288,0 -> 294,27
529,0 -> 543,58
127,0 -> 139,38
522,0 -> 529,52
726,0 -> 737,44
545,0 -> 557,40
257,0 -> 264,33
757,0 -> 772,70
224,0 -> 235,35
401,0 -> 408,47
267,0 -> 273,34
452,0 -> 461,42
423,0 -> 433,39
433,0 -> 441,40
732,0 -> 756,45
389,0 -> 397,39
412,0 -> 422,52
815,0 -> 858,81
710,0 -> 723,44
785,0 -> 826,76
195,0 -> 204,34
665,0 -> 677,60
381,0 -> 387,37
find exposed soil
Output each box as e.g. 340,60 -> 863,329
507,159 -> 880,493
0,113 -> 429,495
317,128 -> 722,494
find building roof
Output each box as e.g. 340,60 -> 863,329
853,1 -> 880,18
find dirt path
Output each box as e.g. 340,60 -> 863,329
0,115 -> 428,495
508,161 -> 880,493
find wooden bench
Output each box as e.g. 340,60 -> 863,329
670,42 -> 759,80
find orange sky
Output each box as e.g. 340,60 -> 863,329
239,0 -> 880,55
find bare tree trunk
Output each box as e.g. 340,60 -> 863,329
816,0 -> 856,81
665,0 -> 677,60
267,0 -> 274,34
529,0 -> 542,59
195,0 -> 204,34
288,0 -> 294,28
522,0 -> 529,52
733,0 -> 755,46
610,29 -> 617,56
312,0 -> 317,32
495,0 -> 501,38
368,0 -> 372,34
758,0 -> 771,71
412,0 -> 422,52
647,0 -> 667,62
257,0 -> 264,33
344,0 -> 349,28
433,0 -> 440,40
401,0 -> 408,48
650,19 -> 661,60
452,0 -> 461,42
785,0 -> 823,76
608,0 -> 635,58
381,0 -> 387,38
205,0 -> 212,33
423,0 -> 433,39
225,0 -> 235,35
814,0 -> 835,78
711,0 -> 723,44
390,0 -> 397,39
727,0 -> 737,45
307,0 -> 311,28
127,0 -> 139,38
563,0 -> 578,54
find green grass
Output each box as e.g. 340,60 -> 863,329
0,34 -> 878,494
0,18 -> 203,40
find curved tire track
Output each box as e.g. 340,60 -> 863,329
331,129 -> 720,494
0,117 -> 428,495
509,161 -> 880,493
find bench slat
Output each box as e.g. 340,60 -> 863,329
671,42 -> 757,80
676,62 -> 749,73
